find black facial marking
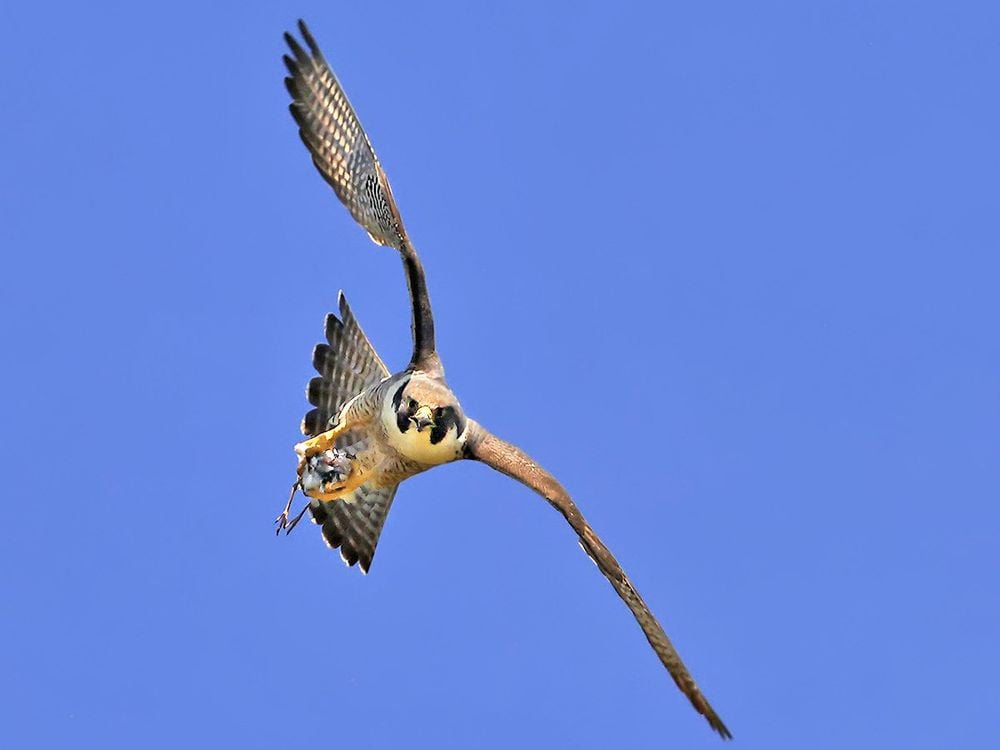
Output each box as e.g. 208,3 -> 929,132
429,405 -> 465,445
391,381 -> 407,411
392,381 -> 411,433
429,421 -> 447,445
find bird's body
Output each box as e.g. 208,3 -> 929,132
378,377 -> 467,467
277,19 -> 732,739
282,297 -> 470,570
297,368 -> 466,504
303,374 -> 424,498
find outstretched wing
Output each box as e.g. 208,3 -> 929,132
283,19 -> 440,373
309,481 -> 400,574
283,21 -> 407,250
463,421 -> 732,740
302,292 -> 389,437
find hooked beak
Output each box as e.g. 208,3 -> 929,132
410,405 -> 434,432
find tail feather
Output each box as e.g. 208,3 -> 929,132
299,292 -> 389,437
309,482 -> 399,574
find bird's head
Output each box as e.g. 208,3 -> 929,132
387,376 -> 467,458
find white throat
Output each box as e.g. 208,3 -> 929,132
380,394 -> 462,466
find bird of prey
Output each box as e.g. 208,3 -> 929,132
276,19 -> 731,739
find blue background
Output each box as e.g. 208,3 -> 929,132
2,2 -> 998,747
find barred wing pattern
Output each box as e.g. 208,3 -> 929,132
284,20 -> 407,251
310,481 -> 400,574
302,292 -> 389,437
464,422 -> 732,739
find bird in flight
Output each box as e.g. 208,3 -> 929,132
276,19 -> 731,739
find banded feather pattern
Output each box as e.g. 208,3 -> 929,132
464,423 -> 733,739
281,20 -> 731,737
283,19 -> 407,251
301,292 -> 389,437
310,482 -> 399,573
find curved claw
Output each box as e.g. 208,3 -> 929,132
277,507 -> 307,535
275,512 -> 289,535
275,482 -> 304,535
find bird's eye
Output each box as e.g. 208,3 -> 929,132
408,398 -> 418,410
433,407 -> 443,418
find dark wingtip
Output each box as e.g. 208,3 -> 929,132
284,28 -> 309,64
297,19 -> 321,56
703,706 -> 733,740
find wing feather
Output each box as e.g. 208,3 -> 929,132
283,20 -> 407,250
464,421 -> 732,739
283,19 -> 440,372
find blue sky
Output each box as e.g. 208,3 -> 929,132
2,2 -> 998,747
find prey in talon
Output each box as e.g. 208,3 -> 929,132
276,446 -> 358,535
299,447 -> 355,495
275,19 -> 733,739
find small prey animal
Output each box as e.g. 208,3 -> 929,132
275,20 -> 732,740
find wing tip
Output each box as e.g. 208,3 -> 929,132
713,722 -> 733,740
297,19 -> 322,57
283,72 -> 300,99
690,691 -> 732,739
283,28 -> 308,64
706,710 -> 733,740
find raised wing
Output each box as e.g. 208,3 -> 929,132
309,481 -> 400,573
283,22 -> 405,250
302,292 -> 389,436
463,421 -> 732,740
284,19 -> 439,373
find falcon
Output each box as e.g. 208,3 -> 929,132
276,20 -> 732,739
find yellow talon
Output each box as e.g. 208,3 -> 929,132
294,420 -> 353,468
295,432 -> 335,459
305,465 -> 367,502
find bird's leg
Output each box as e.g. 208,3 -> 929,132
306,470 -> 367,502
281,503 -> 311,535
293,410 -> 370,501
295,441 -> 368,502
293,416 -> 357,482
275,481 -> 310,535
301,454 -> 368,501
294,417 -> 355,461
